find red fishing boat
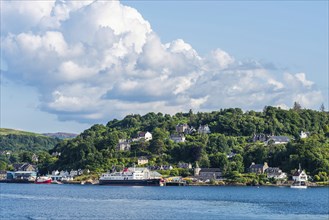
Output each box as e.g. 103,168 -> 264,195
35,176 -> 52,184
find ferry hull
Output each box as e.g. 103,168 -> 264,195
99,179 -> 161,186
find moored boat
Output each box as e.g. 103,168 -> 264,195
99,167 -> 162,186
35,176 -> 52,184
290,181 -> 307,189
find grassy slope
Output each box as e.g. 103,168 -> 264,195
0,128 -> 45,137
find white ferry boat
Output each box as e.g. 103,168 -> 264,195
291,164 -> 308,189
99,167 -> 162,186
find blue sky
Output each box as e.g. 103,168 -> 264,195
1,0 -> 328,133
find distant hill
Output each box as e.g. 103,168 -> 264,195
0,128 -> 62,152
0,128 -> 44,137
42,132 -> 78,139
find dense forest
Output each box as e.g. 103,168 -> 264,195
0,129 -> 61,152
48,106 -> 329,178
1,107 -> 328,180
0,129 -> 61,171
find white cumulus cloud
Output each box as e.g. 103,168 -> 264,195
1,0 -> 324,124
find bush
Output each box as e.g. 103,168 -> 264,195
170,168 -> 179,176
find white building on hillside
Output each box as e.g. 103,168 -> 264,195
137,132 -> 152,141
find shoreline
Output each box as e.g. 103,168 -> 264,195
1,179 -> 328,187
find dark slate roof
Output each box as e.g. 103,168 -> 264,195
138,156 -> 148,160
293,170 -> 302,176
265,167 -> 281,173
13,163 -> 35,171
269,136 -> 290,142
138,132 -> 146,137
200,168 -> 221,172
249,164 -> 265,169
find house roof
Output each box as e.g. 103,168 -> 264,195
265,167 -> 282,173
138,156 -> 148,160
293,170 -> 303,176
200,168 -> 221,172
13,163 -> 35,171
268,136 -> 290,142
138,132 -> 146,137
249,164 -> 265,169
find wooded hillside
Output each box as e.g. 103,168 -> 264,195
52,107 -> 329,177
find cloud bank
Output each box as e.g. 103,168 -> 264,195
1,0 -> 324,123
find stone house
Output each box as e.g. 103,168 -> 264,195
265,167 -> 287,179
13,163 -> 36,172
170,134 -> 186,143
198,125 -> 211,134
176,124 -> 189,133
249,162 -> 269,174
116,139 -> 131,151
196,168 -> 222,180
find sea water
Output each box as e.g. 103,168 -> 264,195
0,183 -> 328,219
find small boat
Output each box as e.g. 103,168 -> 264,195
35,176 -> 52,184
291,181 -> 307,189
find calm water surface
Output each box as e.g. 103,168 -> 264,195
0,183 -> 328,219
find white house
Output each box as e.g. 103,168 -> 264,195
300,131 -> 309,139
137,131 -> 152,141
292,165 -> 308,182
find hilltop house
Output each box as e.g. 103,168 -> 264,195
252,133 -> 268,142
136,132 -> 152,141
249,162 -> 269,174
170,134 -> 186,143
116,139 -> 131,151
138,156 -> 149,165
198,125 -> 211,134
176,124 -> 189,133
226,152 -> 237,159
266,136 -> 290,145
300,131 -> 310,139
